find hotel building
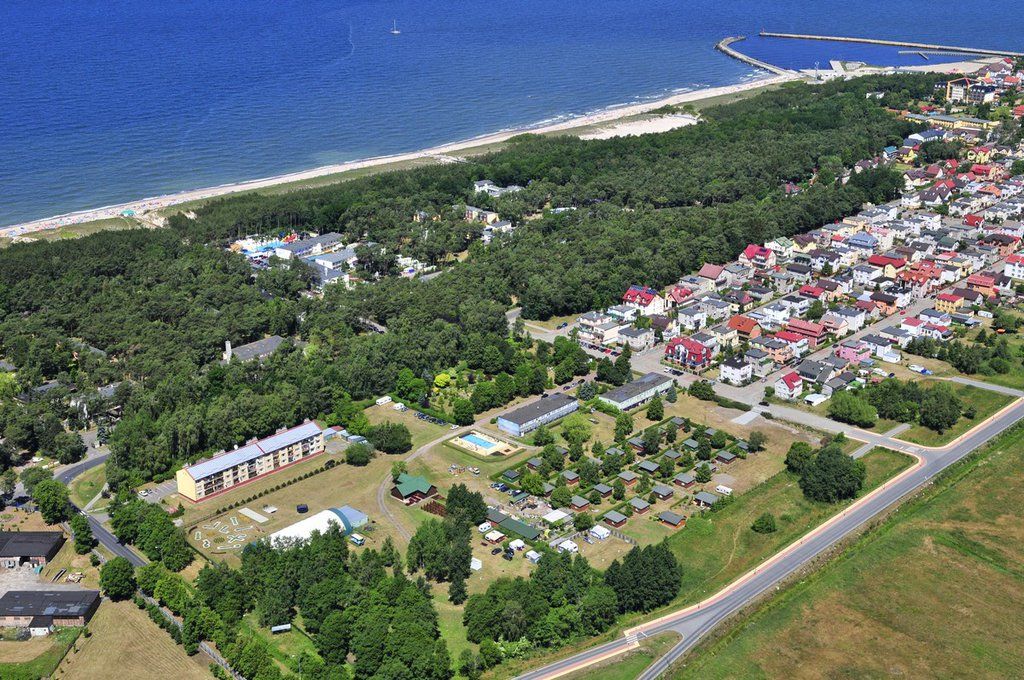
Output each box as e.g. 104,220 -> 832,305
175,420 -> 324,502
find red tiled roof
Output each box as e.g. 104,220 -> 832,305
963,214 -> 985,227
780,372 -> 802,389
698,263 -> 725,280
774,330 -> 805,344
727,314 -> 759,335
667,285 -> 693,303
937,293 -> 962,303
867,254 -> 906,269
786,319 -> 826,335
799,285 -> 825,298
623,285 -> 660,306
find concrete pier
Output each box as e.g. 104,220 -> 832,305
759,31 -> 1023,58
715,36 -> 801,77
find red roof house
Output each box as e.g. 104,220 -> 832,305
784,319 -> 828,348
727,314 -> 762,340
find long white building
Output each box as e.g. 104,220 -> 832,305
175,421 -> 324,502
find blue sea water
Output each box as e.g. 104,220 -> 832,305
1,0 -> 1021,227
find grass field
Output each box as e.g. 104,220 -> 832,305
0,628 -> 80,680
57,600 -> 210,680
660,448 -> 913,609
69,464 -> 105,508
239,612 -> 319,674
897,381 -> 1014,446
40,539 -> 103,590
673,424 -> 1024,680
364,403 -> 450,449
184,449 -> 409,565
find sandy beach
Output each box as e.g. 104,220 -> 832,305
1,74 -> 796,239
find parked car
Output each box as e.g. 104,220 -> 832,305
491,547 -> 503,555
557,322 -> 569,329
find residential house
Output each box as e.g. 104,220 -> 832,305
676,304 -> 707,331
870,291 -> 899,316
727,314 -> 762,341
665,336 -> 713,370
774,372 -> 803,400
622,285 -> 667,316
935,292 -> 965,314
697,263 -> 729,289
835,340 -> 871,366
577,311 -> 628,347
966,272 -> 997,298
606,304 -> 639,324
1005,253 -> 1024,281
720,354 -> 753,386
819,313 -> 849,338
709,323 -> 738,350
773,330 -> 810,360
784,319 -> 828,349
665,284 -> 695,308
739,244 -> 777,269
797,359 -> 835,386
618,327 -> 654,351
744,348 -> 774,377
649,314 -> 679,339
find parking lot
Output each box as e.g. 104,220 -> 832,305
0,565 -> 80,598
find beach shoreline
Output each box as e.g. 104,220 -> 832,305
1,73 -> 796,239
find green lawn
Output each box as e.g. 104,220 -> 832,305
69,463 -> 106,507
673,424 -> 1024,680
0,627 -> 81,680
240,613 -> 320,673
897,382 -> 1014,446
661,448 -> 912,609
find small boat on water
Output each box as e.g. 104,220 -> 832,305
390,20 -> 401,35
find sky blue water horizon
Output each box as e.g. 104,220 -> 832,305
1,0 -> 1022,227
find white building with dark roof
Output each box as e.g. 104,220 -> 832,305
496,393 -> 579,437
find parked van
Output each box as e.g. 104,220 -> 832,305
349,533 -> 366,546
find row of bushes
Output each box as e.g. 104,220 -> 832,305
197,458 -> 339,525
387,394 -> 455,424
134,595 -> 183,645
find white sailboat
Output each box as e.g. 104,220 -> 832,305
390,20 -> 401,35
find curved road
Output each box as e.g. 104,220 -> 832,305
57,453 -> 146,567
517,397 -> 1024,680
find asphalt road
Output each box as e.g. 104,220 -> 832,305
57,453 -> 147,568
517,396 -> 1024,680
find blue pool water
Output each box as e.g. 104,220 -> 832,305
462,434 -> 497,450
1,0 -> 1022,226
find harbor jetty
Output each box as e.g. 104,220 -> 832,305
715,37 -> 801,77
759,31 -> 1024,58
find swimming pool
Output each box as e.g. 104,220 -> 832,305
461,433 -> 497,450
